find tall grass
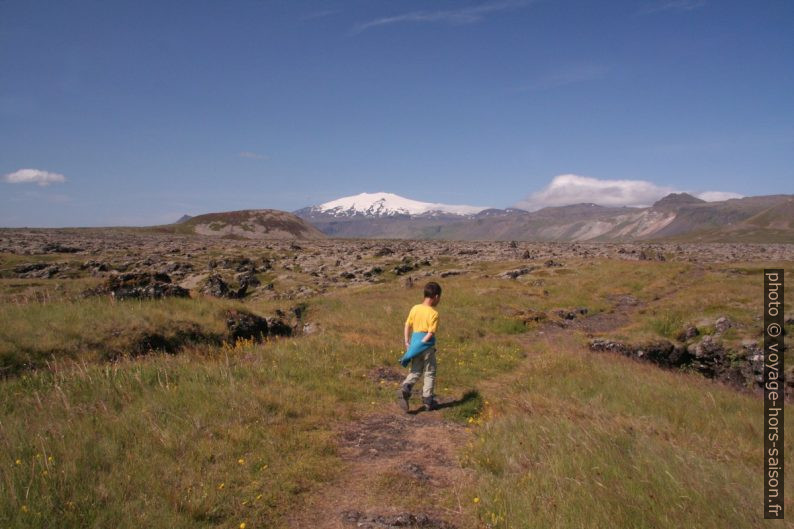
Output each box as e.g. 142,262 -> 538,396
465,335 -> 793,528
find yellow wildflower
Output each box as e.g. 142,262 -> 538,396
15,459 -> 21,465
239,523 -> 247,529
238,458 -> 245,465
21,505 -> 29,513
217,483 -> 225,490
473,497 -> 480,504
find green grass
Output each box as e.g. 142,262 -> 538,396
0,255 -> 791,528
464,336 -> 794,529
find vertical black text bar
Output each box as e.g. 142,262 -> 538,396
764,268 -> 784,519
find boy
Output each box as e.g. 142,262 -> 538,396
398,281 -> 442,412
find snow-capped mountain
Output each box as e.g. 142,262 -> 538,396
304,192 -> 489,218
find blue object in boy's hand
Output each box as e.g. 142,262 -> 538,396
399,331 -> 436,367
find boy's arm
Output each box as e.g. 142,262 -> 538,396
421,331 -> 434,343
404,323 -> 412,349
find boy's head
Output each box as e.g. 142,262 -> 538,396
423,282 -> 442,306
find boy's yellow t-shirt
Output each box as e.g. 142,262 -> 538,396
405,304 -> 439,333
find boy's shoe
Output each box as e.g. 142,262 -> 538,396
397,384 -> 412,412
422,396 -> 440,411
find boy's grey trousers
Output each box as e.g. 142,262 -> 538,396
402,347 -> 436,398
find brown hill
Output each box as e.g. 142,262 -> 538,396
154,209 -> 325,240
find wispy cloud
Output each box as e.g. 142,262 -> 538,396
239,151 -> 269,160
353,0 -> 532,33
514,174 -> 742,211
3,168 -> 67,186
638,0 -> 706,15
520,63 -> 608,91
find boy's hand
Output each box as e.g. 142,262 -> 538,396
404,340 -> 411,349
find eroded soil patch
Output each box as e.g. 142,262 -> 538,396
288,404 -> 471,529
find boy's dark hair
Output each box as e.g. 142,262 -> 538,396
424,282 -> 442,299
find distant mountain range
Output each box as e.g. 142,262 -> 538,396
292,192 -> 794,242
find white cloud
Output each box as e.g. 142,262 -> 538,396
514,174 -> 742,211
694,191 -> 744,202
353,0 -> 531,33
239,151 -> 268,160
515,174 -> 674,210
3,168 -> 66,186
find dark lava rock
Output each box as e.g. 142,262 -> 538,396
553,308 -> 587,321
40,243 -> 82,253
554,309 -> 577,321
266,317 -> 293,337
15,262 -> 64,279
393,263 -> 414,275
235,270 -> 260,288
499,267 -> 534,279
209,256 -> 254,272
14,262 -> 49,274
590,335 -> 783,393
544,259 -> 563,267
88,272 -> 189,300
363,266 -> 383,278
590,338 -> 693,369
202,274 -> 247,299
226,310 -> 268,342
440,269 -> 464,278
374,247 -> 394,257
225,309 -> 292,343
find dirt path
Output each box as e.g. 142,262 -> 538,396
286,388 -> 475,529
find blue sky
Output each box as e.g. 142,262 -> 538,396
1,0 -> 792,226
